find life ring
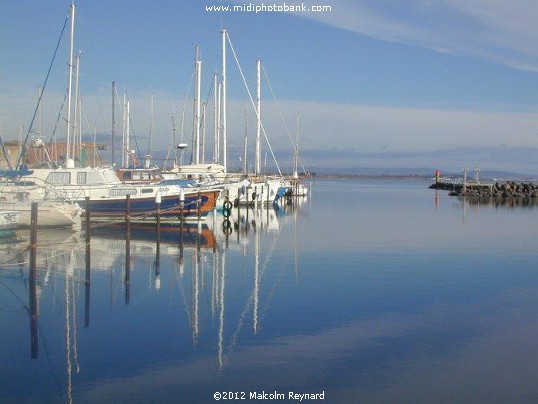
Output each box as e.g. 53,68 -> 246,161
222,220 -> 232,234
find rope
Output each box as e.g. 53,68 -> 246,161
225,31 -> 282,176
262,65 -> 308,175
16,13 -> 70,170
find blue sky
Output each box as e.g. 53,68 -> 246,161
1,0 -> 538,171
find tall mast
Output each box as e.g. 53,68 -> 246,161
111,81 -> 116,166
213,73 -> 218,164
294,112 -> 299,179
193,45 -> 202,165
65,2 -> 75,161
201,102 -> 206,163
243,108 -> 248,175
148,94 -> 154,157
122,93 -> 130,168
37,86 -> 43,138
126,98 -> 130,167
255,59 -> 261,176
73,52 -> 81,164
216,83 -> 222,164
221,28 -> 227,172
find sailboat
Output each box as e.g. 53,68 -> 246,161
0,3 -> 219,222
290,112 -> 308,197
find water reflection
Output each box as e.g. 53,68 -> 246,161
0,196 -> 309,401
461,195 -> 538,208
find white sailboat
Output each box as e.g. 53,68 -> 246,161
0,4 -> 219,223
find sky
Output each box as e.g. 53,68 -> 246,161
1,0 -> 538,172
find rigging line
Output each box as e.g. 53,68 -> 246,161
261,65 -> 294,148
262,65 -> 308,174
16,14 -> 69,170
83,107 -> 103,167
225,32 -> 282,176
165,69 -> 195,167
75,30 -> 108,140
225,229 -> 279,360
49,91 -> 68,161
0,277 -> 29,312
199,74 -> 215,133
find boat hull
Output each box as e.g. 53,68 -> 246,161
86,190 -> 220,222
0,202 -> 81,228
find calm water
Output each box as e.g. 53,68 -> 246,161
2,178 -> 538,403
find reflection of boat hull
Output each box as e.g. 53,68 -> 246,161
87,190 -> 220,222
91,222 -> 216,249
0,210 -> 20,234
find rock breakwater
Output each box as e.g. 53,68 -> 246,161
430,181 -> 538,198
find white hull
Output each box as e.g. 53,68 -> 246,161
0,201 -> 82,228
218,179 -> 281,207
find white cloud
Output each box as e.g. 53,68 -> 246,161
3,86 -> 537,158
284,0 -> 538,71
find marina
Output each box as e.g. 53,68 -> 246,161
3,178 -> 538,402
2,1 -> 538,402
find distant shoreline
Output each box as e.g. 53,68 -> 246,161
307,173 -> 432,180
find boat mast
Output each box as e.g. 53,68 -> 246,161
243,108 -> 248,175
37,86 -> 43,139
221,28 -> 227,173
122,94 -> 130,168
73,51 -> 81,164
213,72 -> 218,164
255,59 -> 261,176
111,81 -> 116,166
148,94 -> 154,159
65,2 -> 75,161
294,112 -> 299,179
216,82 -> 221,164
193,45 -> 202,165
202,102 -> 206,163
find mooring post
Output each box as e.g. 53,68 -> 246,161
29,202 -> 38,358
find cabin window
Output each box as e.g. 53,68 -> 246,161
47,172 -> 71,185
109,188 -> 137,197
133,171 -> 151,181
141,188 -> 154,194
77,172 -> 87,185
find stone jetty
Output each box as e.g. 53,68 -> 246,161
430,181 -> 538,198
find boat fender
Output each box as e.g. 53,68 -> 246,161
223,200 -> 232,210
